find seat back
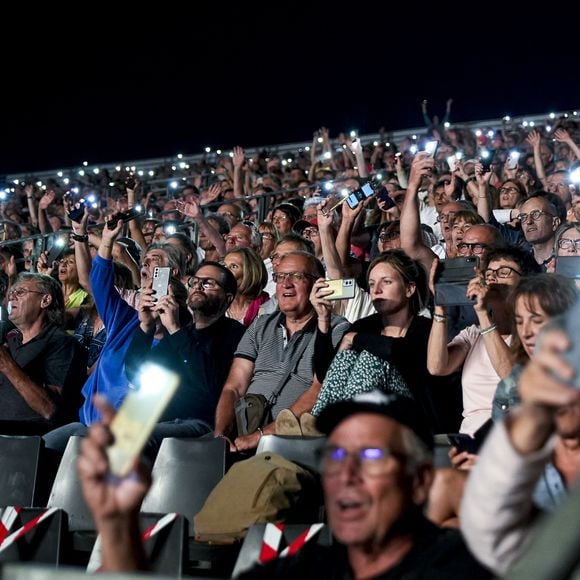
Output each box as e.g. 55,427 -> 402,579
141,437 -> 227,521
47,436 -> 94,531
256,435 -> 326,473
232,523 -> 331,578
0,435 -> 42,507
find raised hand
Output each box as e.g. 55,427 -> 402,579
525,129 -> 541,149
176,198 -> 201,220
37,251 -> 55,276
554,128 -> 572,143
408,152 -> 435,189
232,146 -> 245,168
38,189 -> 56,211
200,183 -> 221,206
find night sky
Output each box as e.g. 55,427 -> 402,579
2,4 -> 580,176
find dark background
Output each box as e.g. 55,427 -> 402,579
2,4 -> 580,175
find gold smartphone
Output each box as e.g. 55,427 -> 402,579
107,363 -> 180,477
325,278 -> 356,300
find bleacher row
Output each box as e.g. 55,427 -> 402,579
0,433 -> 338,577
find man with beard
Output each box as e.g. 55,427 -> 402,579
124,261 -> 245,455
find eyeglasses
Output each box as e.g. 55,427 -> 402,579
558,238 -> 580,251
187,276 -> 223,291
302,227 -> 320,238
518,210 -> 555,222
272,271 -> 317,284
321,446 -> 402,477
484,266 -> 522,281
260,232 -> 275,241
436,211 -> 457,223
219,211 -> 239,220
499,186 -> 519,195
272,214 -> 289,223
378,231 -> 400,242
224,234 -> 249,243
8,287 -> 45,300
457,242 -> 489,255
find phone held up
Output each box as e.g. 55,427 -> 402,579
434,257 -> 479,306
106,207 -> 144,229
346,182 -> 374,210
107,363 -> 180,477
325,278 -> 356,300
152,267 -> 171,299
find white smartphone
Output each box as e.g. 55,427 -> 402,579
152,267 -> 171,299
107,363 -> 180,477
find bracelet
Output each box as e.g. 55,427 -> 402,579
433,313 -> 447,323
480,324 -> 497,336
71,233 -> 88,242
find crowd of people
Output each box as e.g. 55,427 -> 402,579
1,106 -> 580,577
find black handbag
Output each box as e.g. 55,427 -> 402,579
234,335 -> 311,436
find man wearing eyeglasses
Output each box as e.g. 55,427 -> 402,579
518,194 -> 562,268
214,251 -> 349,452
0,273 -> 86,435
123,261 -> 246,453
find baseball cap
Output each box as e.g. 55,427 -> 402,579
316,390 -> 434,451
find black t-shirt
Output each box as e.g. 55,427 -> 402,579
349,314 -> 449,432
240,517 -> 491,579
0,324 -> 87,432
125,316 -> 246,426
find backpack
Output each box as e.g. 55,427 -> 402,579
194,452 -> 321,544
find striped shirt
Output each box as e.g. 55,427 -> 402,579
235,311 -> 349,417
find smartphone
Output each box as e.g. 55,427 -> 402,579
107,207 -> 143,229
107,363 -> 180,477
46,241 -> 66,264
447,155 -> 458,172
480,152 -> 494,173
447,419 -> 493,454
435,257 -> 479,306
376,187 -> 396,210
346,182 -> 374,209
68,199 -> 87,222
507,151 -> 520,170
325,278 -> 355,300
555,256 -> 580,280
557,297 -> 580,388
152,267 -> 171,299
424,140 -> 440,158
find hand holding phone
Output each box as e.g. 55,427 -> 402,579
107,363 -> 180,477
435,257 -> 479,306
152,267 -> 171,300
325,278 -> 355,300
107,207 -> 143,229
376,187 -> 396,210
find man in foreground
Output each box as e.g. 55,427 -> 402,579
78,390 -> 490,578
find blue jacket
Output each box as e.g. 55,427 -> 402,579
79,255 -> 139,424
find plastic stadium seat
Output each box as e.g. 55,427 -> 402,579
0,435 -> 42,508
140,437 -> 239,576
256,435 -> 326,473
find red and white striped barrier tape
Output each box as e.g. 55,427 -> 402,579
0,507 -> 21,543
0,507 -> 58,554
259,522 -> 324,563
142,512 -> 178,541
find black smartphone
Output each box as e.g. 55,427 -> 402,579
448,419 -> 493,454
68,199 -> 86,223
555,256 -> 580,280
435,257 -> 479,306
107,207 -> 143,229
46,242 -> 66,264
480,152 -> 494,173
125,175 -> 137,190
376,187 -> 396,210
346,182 -> 374,209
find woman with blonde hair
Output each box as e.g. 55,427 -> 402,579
222,247 -> 269,326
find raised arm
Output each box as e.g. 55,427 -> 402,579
526,130 -> 547,187
72,209 -> 92,293
399,152 -> 437,274
554,128 -> 580,162
24,184 -> 38,228
474,161 -> 493,223
176,198 -> 226,257
232,146 -> 246,198
37,190 -> 56,234
317,200 -> 343,279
